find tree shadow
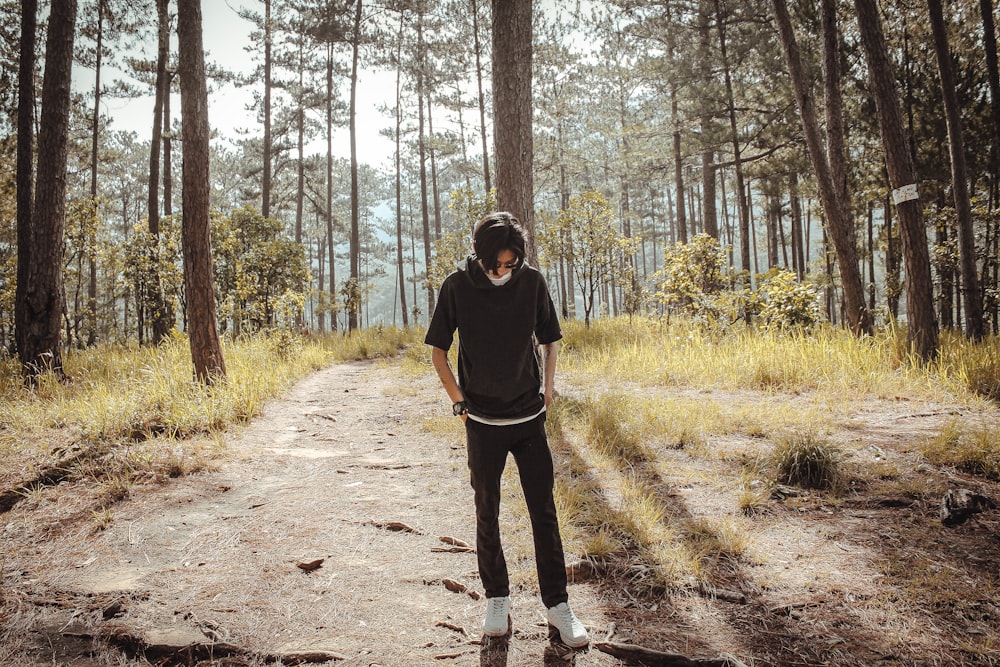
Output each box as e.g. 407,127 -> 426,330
546,399 -> 901,666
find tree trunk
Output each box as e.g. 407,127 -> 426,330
471,0 -> 491,194
262,0 -> 273,218
348,0 -> 362,332
981,0 -> 1000,203
789,172 -> 805,280
394,9 -> 408,328
673,89 -> 687,245
854,0 -> 938,359
698,0 -> 718,240
492,0 -> 536,262
715,0 -> 751,279
21,0 -> 77,379
178,0 -> 226,383
15,0 -> 38,361
885,193 -> 901,319
148,0 -> 172,345
86,0 -> 104,347
773,0 -> 872,334
416,8 -> 434,318
927,0 -> 984,340
326,40 -> 337,332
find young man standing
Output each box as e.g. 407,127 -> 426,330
424,212 -> 589,648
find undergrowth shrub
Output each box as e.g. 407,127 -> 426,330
771,432 -> 842,490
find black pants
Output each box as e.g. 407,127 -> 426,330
465,413 -> 569,609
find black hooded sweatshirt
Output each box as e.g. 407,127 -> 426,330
424,255 -> 562,421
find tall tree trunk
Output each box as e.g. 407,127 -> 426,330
262,0 -> 273,218
789,172 -> 805,279
163,70 -> 173,216
715,0 -> 751,279
178,0 -> 226,383
773,0 -> 872,334
326,40 -> 337,332
148,0 -> 172,345
86,0 -> 104,347
394,9 -> 408,328
981,0 -> 1000,203
472,0 -> 491,194
672,89 -> 687,245
927,0 -> 984,340
21,0 -> 77,379
348,0 -> 362,332
854,0 -> 938,359
15,0 -> 38,361
885,193 -> 901,319
492,0 -> 536,262
416,8 -> 434,318
428,96 -> 442,241
698,0 -> 718,239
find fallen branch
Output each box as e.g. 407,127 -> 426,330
593,642 -> 747,667
102,626 -> 346,664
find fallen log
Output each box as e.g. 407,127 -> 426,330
593,641 -> 747,667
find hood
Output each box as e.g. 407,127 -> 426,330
458,254 -> 530,289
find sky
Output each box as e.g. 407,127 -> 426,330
87,1 -> 399,167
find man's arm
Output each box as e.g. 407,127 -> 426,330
541,342 -> 557,408
431,346 -> 466,419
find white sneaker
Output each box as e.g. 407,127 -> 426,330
483,596 -> 511,637
546,601 -> 589,648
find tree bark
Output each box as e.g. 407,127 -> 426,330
416,8 -> 434,318
927,0 -> 984,340
21,0 -> 77,379
262,0 -> 273,218
673,89 -> 687,245
148,0 -> 172,345
492,0 -> 536,262
471,0 -> 491,195
178,0 -> 226,383
715,0 -> 751,278
853,0 -> 938,359
394,9 -> 408,328
15,0 -> 38,361
348,0 -> 362,332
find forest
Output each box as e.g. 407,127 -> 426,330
4,2 -> 1000,664
2,0 -> 1000,378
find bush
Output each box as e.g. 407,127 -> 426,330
753,269 -> 822,332
771,432 -> 842,490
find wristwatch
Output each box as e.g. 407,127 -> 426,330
452,401 -> 468,416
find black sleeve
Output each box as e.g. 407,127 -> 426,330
424,277 -> 457,350
534,274 -> 562,345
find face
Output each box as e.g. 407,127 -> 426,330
484,249 -> 519,278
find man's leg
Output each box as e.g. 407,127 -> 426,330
466,420 -> 511,599
510,415 -> 568,609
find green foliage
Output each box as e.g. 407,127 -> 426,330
123,214 -> 184,338
752,268 -> 823,332
213,206 -> 310,334
653,233 -> 734,322
540,190 -> 637,326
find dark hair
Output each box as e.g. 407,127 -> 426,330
473,212 -> 526,272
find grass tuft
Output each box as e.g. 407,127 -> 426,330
921,420 -> 1000,480
771,432 -> 843,490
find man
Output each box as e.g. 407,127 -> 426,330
424,212 -> 589,648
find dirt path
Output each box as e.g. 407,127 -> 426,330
4,358 -> 999,666
3,361 -> 623,666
